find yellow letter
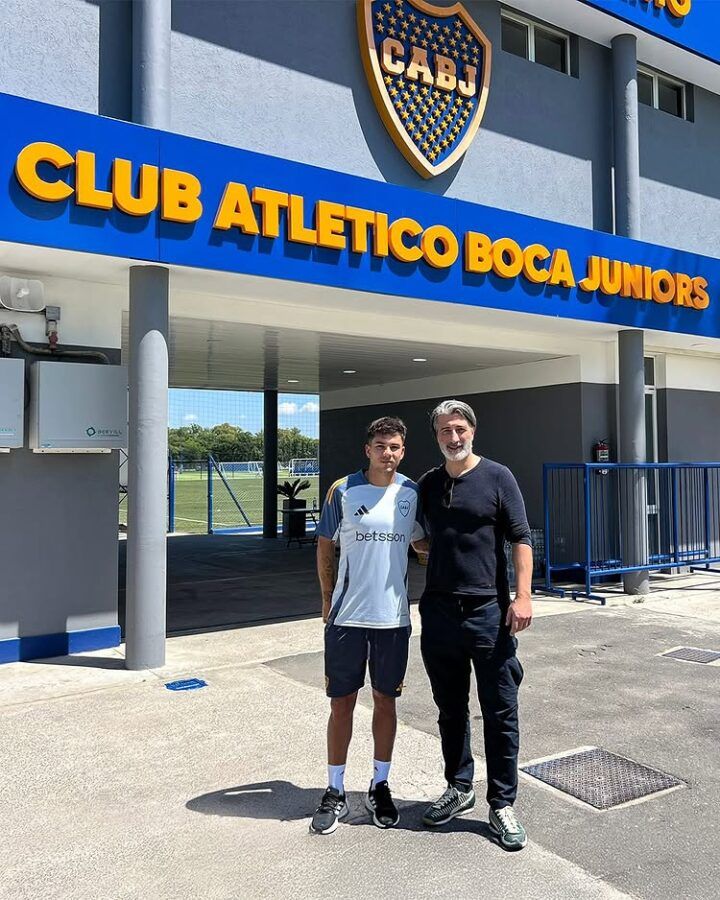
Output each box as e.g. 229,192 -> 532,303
464,231 -> 492,273
316,201 -> 347,251
252,187 -> 289,238
492,238 -> 523,279
579,255 -> 601,291
381,38 -> 405,76
406,46 -> 434,85
388,217 -> 423,263
691,276 -> 710,310
345,206 -> 376,254
651,269 -> 675,304
673,272 -> 694,307
162,169 -> 203,223
434,54 -> 457,92
457,64 -> 477,99
548,249 -> 576,288
15,141 -> 74,202
213,182 -> 259,233
373,212 -> 389,257
75,150 -> 113,210
666,0 -> 691,19
421,225 -> 459,268
288,194 -> 317,245
523,244 -> 551,284
620,263 -> 647,299
598,258 -> 621,295
112,159 -> 159,216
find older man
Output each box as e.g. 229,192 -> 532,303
415,399 -> 533,850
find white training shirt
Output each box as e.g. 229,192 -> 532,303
318,470 -> 424,628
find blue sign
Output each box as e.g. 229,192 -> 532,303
1,90 -> 719,339
579,0 -> 720,65
165,678 -> 207,691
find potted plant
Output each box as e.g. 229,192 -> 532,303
277,478 -> 311,539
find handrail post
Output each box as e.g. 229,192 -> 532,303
207,455 -> 213,535
671,465 -> 680,569
703,466 -> 711,566
167,455 -> 175,534
543,464 -> 551,589
584,464 -> 592,597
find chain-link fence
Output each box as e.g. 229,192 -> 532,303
121,455 -> 321,534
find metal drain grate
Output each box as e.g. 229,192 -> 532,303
521,747 -> 682,810
662,647 -> 720,664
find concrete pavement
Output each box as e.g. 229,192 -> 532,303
2,571 -> 720,899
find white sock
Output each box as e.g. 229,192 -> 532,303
372,759 -> 391,788
328,764 -> 346,793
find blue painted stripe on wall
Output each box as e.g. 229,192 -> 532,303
0,626 -> 121,664
579,0 -> 720,66
1,92 -> 720,339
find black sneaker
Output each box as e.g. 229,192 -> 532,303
365,780 -> 400,828
422,784 -> 476,826
309,787 -> 349,835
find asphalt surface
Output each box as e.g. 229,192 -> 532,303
267,602 -> 720,900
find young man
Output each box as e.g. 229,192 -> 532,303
416,400 -> 533,851
309,416 -> 423,835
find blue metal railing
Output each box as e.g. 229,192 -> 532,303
543,462 -> 720,602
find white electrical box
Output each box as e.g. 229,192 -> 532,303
30,361 -> 128,452
0,357 -> 24,450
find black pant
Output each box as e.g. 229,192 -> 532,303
419,593 -> 523,810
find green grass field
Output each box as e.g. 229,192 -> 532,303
120,470 -> 320,534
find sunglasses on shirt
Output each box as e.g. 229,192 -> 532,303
442,477 -> 457,509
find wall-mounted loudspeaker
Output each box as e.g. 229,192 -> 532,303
0,277 -> 45,313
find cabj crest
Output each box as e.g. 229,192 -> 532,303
357,0 -> 492,179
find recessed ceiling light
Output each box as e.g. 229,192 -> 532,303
342,369 -> 357,374
287,379 -> 299,383
412,357 -> 428,362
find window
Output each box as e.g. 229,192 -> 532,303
638,66 -> 687,119
501,12 -> 570,75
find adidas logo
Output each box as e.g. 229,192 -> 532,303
354,505 -> 370,517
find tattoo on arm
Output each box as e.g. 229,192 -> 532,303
317,539 -> 336,598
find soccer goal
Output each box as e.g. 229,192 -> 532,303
219,460 -> 264,477
288,458 -> 319,476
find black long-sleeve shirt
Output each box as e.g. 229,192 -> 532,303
418,458 -> 532,603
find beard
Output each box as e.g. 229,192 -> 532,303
440,440 -> 473,462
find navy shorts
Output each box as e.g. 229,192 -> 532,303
324,624 -> 411,698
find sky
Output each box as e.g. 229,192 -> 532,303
168,389 -> 320,438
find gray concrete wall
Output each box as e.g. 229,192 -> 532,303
0,0 -> 100,114
1,1 -> 718,250
639,86 -> 720,256
320,383 -> 606,527
661,389 -> 720,462
170,0 -> 614,230
0,346 -> 121,641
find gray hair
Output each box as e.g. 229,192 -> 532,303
430,399 -> 477,434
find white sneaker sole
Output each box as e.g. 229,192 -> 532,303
309,803 -> 349,835
364,795 -> 400,829
489,820 -> 528,850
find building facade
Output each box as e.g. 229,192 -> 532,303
0,0 -> 719,664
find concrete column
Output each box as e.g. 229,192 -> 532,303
618,330 -> 649,595
612,34 -> 641,239
132,0 -> 171,129
263,391 -> 278,539
125,266 -> 169,669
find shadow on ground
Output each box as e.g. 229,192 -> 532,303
186,780 -> 495,840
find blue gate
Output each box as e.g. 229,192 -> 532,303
543,463 -> 720,602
